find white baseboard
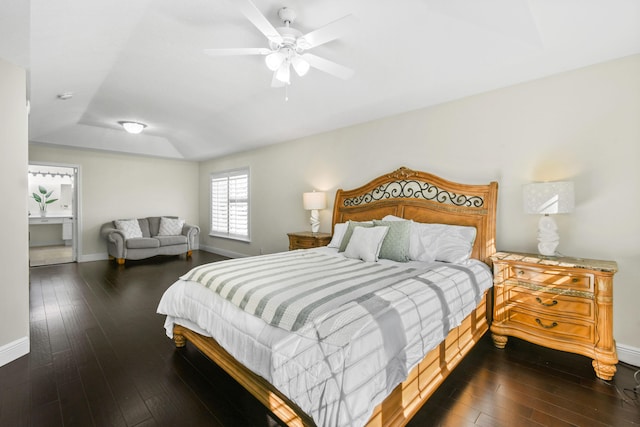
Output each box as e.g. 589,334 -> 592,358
199,245 -> 248,259
78,248 -> 224,263
30,240 -> 65,247
617,343 -> 640,368
78,252 -> 109,263
0,336 -> 29,368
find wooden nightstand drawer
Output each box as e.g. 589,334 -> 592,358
287,232 -> 331,250
506,287 -> 594,320
289,236 -> 314,249
508,265 -> 593,292
507,308 -> 594,344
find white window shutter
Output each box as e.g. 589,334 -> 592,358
210,169 -> 250,240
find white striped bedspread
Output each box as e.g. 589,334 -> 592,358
157,248 -> 493,427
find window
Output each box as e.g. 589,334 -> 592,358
210,168 -> 250,241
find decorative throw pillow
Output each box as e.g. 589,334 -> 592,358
372,220 -> 411,262
338,220 -> 374,252
327,222 -> 349,248
382,215 -> 433,262
158,217 -> 185,236
115,219 -> 143,239
343,226 -> 389,262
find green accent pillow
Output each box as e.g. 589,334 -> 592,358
372,219 -> 411,262
338,220 -> 374,252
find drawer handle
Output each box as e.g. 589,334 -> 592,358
535,318 -> 558,329
535,297 -> 558,307
572,277 -> 579,283
518,270 -> 525,275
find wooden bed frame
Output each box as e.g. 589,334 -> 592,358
173,167 -> 498,427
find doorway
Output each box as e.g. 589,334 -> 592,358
28,163 -> 80,266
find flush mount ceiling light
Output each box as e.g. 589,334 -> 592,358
118,121 -> 147,134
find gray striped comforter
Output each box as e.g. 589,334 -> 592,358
169,249 -> 493,427
180,250 -> 434,332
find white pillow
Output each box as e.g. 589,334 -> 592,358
158,217 -> 185,236
343,226 -> 389,262
414,223 -> 476,263
434,225 -> 476,263
327,223 -> 348,248
115,219 -> 143,239
338,220 -> 375,252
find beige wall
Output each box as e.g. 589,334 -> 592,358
0,58 -> 29,365
29,146 -> 200,259
199,55 -> 640,356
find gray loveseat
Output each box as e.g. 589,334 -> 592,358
100,216 -> 199,265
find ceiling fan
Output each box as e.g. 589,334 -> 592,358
204,0 -> 355,87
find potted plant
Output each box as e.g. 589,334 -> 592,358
32,185 -> 58,216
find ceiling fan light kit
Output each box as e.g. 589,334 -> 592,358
204,1 -> 354,90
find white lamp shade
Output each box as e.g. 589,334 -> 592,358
265,51 -> 285,71
523,181 -> 574,215
275,62 -> 291,84
291,55 -> 310,76
303,191 -> 326,210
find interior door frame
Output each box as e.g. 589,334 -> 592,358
28,161 -> 82,262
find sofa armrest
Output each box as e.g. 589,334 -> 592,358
100,223 -> 126,258
182,224 -> 200,250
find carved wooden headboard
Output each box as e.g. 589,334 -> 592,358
332,167 -> 498,265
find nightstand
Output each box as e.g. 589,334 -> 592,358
490,251 -> 618,380
287,231 -> 331,250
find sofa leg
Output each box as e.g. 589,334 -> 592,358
186,250 -> 193,258
116,258 -> 125,265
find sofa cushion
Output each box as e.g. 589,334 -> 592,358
126,237 -> 160,249
158,217 -> 185,236
115,219 -> 143,239
148,217 -> 161,236
138,218 -> 151,238
155,235 -> 188,247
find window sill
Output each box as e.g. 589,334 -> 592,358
209,233 -> 251,243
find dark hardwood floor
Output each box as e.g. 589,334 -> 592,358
1,251 -> 638,427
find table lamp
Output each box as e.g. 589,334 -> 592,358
302,191 -> 326,234
523,181 -> 574,256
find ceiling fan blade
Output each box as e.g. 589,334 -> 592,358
230,0 -> 283,44
299,15 -> 355,49
301,53 -> 354,80
203,48 -> 271,56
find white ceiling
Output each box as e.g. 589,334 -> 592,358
2,0 -> 639,160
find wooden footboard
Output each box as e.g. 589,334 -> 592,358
173,324 -> 314,427
366,292 -> 488,427
173,291 -> 489,427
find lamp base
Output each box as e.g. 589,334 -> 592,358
309,209 -> 320,234
537,214 -> 559,256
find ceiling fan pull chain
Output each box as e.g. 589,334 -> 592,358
285,84 -> 289,102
